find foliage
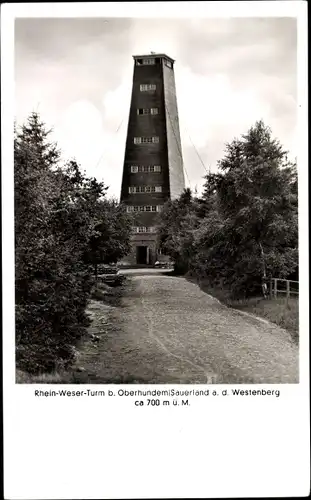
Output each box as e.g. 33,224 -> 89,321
84,198 -> 133,267
158,121 -> 298,298
15,112 -> 132,374
157,188 -> 201,274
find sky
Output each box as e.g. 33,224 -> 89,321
15,16 -> 297,199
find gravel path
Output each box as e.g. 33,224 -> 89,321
79,275 -> 298,384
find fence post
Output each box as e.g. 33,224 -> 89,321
274,278 -> 277,298
286,280 -> 290,298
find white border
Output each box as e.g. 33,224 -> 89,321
1,1 -> 307,18
2,2 -> 309,499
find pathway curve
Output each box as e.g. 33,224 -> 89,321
78,275 -> 299,384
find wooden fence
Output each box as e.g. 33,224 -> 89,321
269,278 -> 299,299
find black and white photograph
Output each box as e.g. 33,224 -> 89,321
13,13 -> 301,385
2,2 -> 309,499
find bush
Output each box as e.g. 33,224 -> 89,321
158,121 -> 298,299
15,113 -> 132,374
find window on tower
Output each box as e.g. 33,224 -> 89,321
142,58 -> 155,65
137,108 -> 159,115
127,205 -> 162,213
165,59 -> 173,68
129,165 -> 162,173
140,84 -> 156,92
128,186 -> 163,194
132,226 -> 157,233
135,57 -> 160,66
133,136 -> 159,144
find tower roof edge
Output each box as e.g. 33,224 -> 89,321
132,53 -> 175,63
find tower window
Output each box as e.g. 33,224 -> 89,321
165,60 -> 173,68
137,109 -> 149,115
134,136 -> 159,144
142,58 -> 155,65
129,165 -> 161,174
136,58 -> 157,66
127,205 -> 162,212
140,84 -> 156,92
137,108 -> 159,115
132,226 -> 157,233
128,186 -> 163,194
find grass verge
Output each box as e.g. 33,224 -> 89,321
189,277 -> 299,343
16,282 -> 123,384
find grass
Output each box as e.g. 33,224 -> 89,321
90,287 -> 109,301
229,296 -> 299,342
16,282 -> 122,384
189,277 -> 299,343
16,368 -> 75,384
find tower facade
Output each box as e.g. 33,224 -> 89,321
120,53 -> 185,266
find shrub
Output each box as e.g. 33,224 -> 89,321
15,113 -> 132,374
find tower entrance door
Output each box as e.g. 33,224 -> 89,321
136,246 -> 148,265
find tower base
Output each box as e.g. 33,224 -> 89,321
119,234 -> 158,267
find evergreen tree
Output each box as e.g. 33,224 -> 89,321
157,121 -> 298,298
157,188 -> 200,274
198,121 -> 298,296
15,113 -> 132,374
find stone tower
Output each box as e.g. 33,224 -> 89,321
120,53 -> 185,266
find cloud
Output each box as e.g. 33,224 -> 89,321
102,77 -> 132,126
15,17 -> 297,199
177,67 -> 271,148
54,100 -> 104,167
53,96 -> 128,197
129,18 -> 181,58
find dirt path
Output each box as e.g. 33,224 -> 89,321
75,275 -> 299,384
